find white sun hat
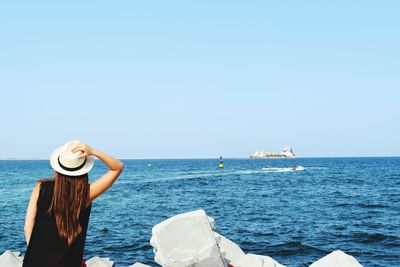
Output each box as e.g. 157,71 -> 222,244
50,140 -> 94,176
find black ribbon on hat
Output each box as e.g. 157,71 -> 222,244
58,156 -> 87,172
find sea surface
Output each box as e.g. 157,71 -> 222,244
0,158 -> 399,266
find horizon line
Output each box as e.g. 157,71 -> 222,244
0,155 -> 399,161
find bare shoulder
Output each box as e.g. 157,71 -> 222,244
37,178 -> 54,186
32,179 -> 50,197
32,181 -> 41,197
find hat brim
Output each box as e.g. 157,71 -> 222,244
50,146 -> 94,176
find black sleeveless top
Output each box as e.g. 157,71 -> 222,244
23,181 -> 92,267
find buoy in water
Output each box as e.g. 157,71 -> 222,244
219,156 -> 224,169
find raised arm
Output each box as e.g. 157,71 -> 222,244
72,143 -> 124,203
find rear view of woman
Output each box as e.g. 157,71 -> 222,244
23,140 -> 124,267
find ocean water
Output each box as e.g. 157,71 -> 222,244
0,157 -> 399,266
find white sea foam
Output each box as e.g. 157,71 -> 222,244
151,169 -> 266,182
262,166 -> 305,172
143,165 -> 327,183
306,167 -> 327,170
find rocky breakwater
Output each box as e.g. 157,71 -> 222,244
140,209 -> 362,267
0,209 -> 363,267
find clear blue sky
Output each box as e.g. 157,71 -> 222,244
1,1 -> 399,158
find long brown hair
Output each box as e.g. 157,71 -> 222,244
47,172 -> 90,246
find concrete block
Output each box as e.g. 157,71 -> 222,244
236,253 -> 286,267
129,263 -> 152,267
0,250 -> 23,267
309,250 -> 362,267
213,232 -> 245,266
208,216 -> 216,230
86,256 -> 115,267
150,209 -> 224,267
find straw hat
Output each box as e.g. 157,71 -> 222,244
50,140 -> 94,176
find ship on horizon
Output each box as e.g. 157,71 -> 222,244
250,146 -> 296,159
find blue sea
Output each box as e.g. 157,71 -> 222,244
0,158 -> 399,266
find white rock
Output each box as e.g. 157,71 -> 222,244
208,216 -> 216,230
309,250 -> 362,267
129,263 -> 152,267
0,250 -> 23,267
86,256 -> 115,267
237,253 -> 286,267
11,252 -> 23,263
150,209 -> 224,267
213,232 -> 245,266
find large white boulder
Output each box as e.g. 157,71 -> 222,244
236,253 -> 286,267
309,250 -> 362,267
86,256 -> 115,267
129,263 -> 152,267
213,232 -> 245,266
150,209 -> 224,267
0,251 -> 23,267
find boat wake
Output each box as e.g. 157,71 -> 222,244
262,166 -> 305,172
140,165 -> 326,183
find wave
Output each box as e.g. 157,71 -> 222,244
246,241 -> 326,257
104,242 -> 152,251
333,231 -> 400,247
334,203 -> 389,209
357,203 -> 389,209
306,167 -> 328,170
351,232 -> 399,246
142,169 -> 267,183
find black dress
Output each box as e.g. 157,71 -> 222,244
23,181 -> 92,267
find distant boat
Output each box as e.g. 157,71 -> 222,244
262,165 -> 305,172
291,165 -> 304,171
250,146 -> 296,159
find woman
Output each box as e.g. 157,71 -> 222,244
23,140 -> 124,267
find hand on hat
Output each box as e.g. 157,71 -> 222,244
71,143 -> 95,159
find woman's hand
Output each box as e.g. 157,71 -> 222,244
71,143 -> 95,159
